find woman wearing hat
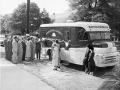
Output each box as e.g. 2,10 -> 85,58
25,37 -> 31,61
17,37 -> 23,63
12,36 -> 18,64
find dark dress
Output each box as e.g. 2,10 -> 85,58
22,41 -> 26,61
7,40 -> 13,61
88,50 -> 95,73
83,49 -> 91,72
36,41 -> 41,59
4,39 -> 8,59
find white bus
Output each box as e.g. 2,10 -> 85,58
40,22 -> 120,67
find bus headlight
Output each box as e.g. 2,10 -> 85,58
101,55 -> 105,59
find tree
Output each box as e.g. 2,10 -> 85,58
41,8 -> 51,24
67,0 -> 120,40
11,2 -> 42,35
1,14 -> 12,34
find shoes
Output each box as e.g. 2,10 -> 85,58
53,68 -> 57,70
57,66 -> 60,68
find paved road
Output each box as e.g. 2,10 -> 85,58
0,46 -> 56,90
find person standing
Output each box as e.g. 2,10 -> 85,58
52,40 -> 60,70
30,37 -> 34,61
25,37 -> 31,61
87,45 -> 95,75
35,38 -> 41,60
31,37 -> 36,60
3,35 -> 8,59
7,36 -> 13,61
12,36 -> 18,64
17,37 -> 23,63
83,44 -> 91,74
21,37 -> 26,61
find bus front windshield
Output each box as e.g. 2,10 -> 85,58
89,32 -> 110,40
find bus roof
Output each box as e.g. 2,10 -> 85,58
40,22 -> 110,31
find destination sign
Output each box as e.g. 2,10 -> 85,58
89,26 -> 108,28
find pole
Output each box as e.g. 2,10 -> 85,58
27,0 -> 30,34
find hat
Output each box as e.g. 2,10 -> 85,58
14,36 -> 17,39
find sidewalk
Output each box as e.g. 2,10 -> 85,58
0,58 -> 56,90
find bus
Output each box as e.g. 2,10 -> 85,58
40,22 -> 120,67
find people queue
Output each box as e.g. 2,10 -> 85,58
3,35 -> 42,63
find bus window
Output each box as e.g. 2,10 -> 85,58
90,32 -> 110,40
90,32 -> 101,40
77,27 -> 88,40
101,32 -> 110,39
82,32 -> 88,40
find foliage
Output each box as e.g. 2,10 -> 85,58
67,0 -> 120,40
1,14 -> 12,34
11,2 -> 41,35
41,8 -> 51,24
1,2 -> 51,35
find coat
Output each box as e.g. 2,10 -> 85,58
18,41 -> 23,62
7,39 -> 13,60
21,41 -> 26,60
83,49 -> 91,65
88,50 -> 95,72
4,38 -> 8,59
36,41 -> 41,52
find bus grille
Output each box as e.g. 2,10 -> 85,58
105,56 -> 116,61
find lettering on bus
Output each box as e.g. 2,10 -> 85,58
89,26 -> 108,28
46,29 -> 63,36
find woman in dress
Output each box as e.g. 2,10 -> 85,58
17,37 -> 23,63
87,45 -> 95,75
25,37 -> 31,61
52,40 -> 60,70
12,36 -> 18,64
83,44 -> 91,74
21,36 -> 26,61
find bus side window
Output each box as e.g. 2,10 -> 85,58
82,32 -> 88,40
78,28 -> 88,40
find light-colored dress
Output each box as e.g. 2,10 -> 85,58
52,42 -> 60,67
25,40 -> 31,61
18,41 -> 23,62
32,42 -> 36,59
12,40 -> 18,64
